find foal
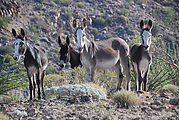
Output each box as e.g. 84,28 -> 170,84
12,28 -> 48,100
130,20 -> 153,91
73,19 -> 131,90
58,35 -> 82,69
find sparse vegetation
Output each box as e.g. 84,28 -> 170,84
0,17 -> 11,29
162,84 -> 179,93
112,90 -> 141,108
162,7 -> 175,26
0,55 -> 28,96
0,113 -> 9,120
92,17 -> 107,28
30,24 -> 40,34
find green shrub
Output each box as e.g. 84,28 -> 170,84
30,24 -> 40,34
95,70 -> 117,90
117,8 -> 129,16
162,7 -> 175,26
93,17 -> 106,28
63,11 -> 72,20
0,46 -> 13,55
54,0 -> 70,5
152,25 -> 161,36
0,17 -> 11,28
148,59 -> 175,91
112,90 -> 141,108
46,66 -> 57,74
162,84 -> 179,93
0,55 -> 28,96
118,15 -> 127,25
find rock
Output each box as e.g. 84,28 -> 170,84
141,106 -> 152,112
151,100 -> 162,106
27,109 -> 36,116
133,117 -> 141,120
79,114 -> 89,120
150,105 -> 163,111
169,98 -> 179,105
80,95 -> 93,102
45,84 -> 107,100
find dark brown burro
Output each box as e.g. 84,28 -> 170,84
130,20 -> 153,91
58,35 -> 82,69
12,28 -> 48,100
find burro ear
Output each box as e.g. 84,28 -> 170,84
12,28 -> 17,37
73,19 -> 77,28
82,18 -> 87,29
148,19 -> 153,30
20,28 -> 25,38
140,20 -> 144,29
58,36 -> 62,46
66,35 -> 70,45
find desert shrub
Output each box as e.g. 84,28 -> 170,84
76,2 -> 85,8
118,15 -> 127,25
116,8 -> 129,16
91,102 -> 116,116
45,67 -> 122,93
0,113 -> 9,120
45,67 -> 85,87
35,0 -> 45,3
152,25 -> 161,36
54,0 -> 70,6
63,11 -> 72,20
46,84 -> 107,100
92,17 -> 106,28
0,17 -> 11,28
161,84 -> 179,93
148,38 -> 178,91
0,46 -> 13,55
95,70 -> 117,90
148,59 -> 176,91
91,27 -> 99,36
2,54 -> 14,64
34,4 -> 43,11
105,33 -> 113,39
46,66 -> 57,74
112,90 -> 141,108
162,7 -> 175,26
30,24 -> 40,34
0,55 -> 28,96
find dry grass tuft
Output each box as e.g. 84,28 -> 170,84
112,90 -> 141,108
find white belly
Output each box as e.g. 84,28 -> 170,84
139,57 -> 149,78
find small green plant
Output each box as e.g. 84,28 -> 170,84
117,8 -> 129,16
92,17 -> 106,28
162,84 -> 179,93
46,66 -> 57,74
118,15 -> 127,25
91,103 -> 116,116
0,113 -> 9,120
112,90 -> 141,108
0,17 -> 11,28
54,0 -> 70,5
162,7 -> 175,26
30,24 -> 40,34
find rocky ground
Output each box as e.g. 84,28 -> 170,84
1,89 -> 178,120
